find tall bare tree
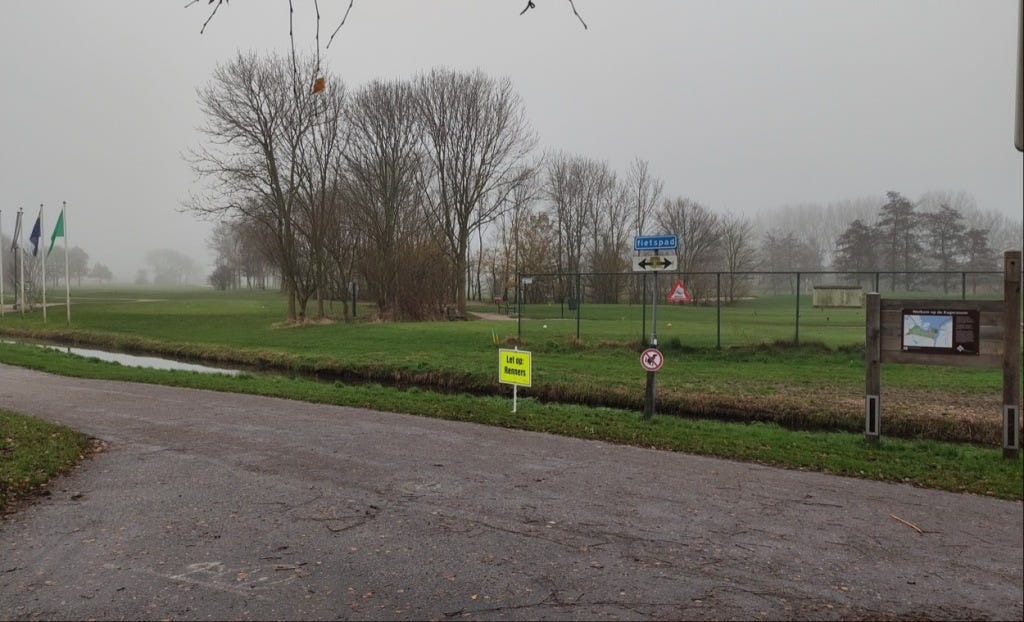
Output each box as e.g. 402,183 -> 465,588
544,153 -> 592,302
624,157 -> 663,302
494,164 -> 540,299
145,249 -> 197,285
415,68 -> 536,315
626,157 -> 663,238
584,164 -> 629,303
293,71 -> 349,318
719,213 -> 757,303
341,78 -> 424,318
759,229 -> 821,295
654,197 -> 723,302
188,51 -> 323,320
655,197 -> 721,274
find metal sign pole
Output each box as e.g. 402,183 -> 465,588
516,274 -> 522,343
644,270 -> 658,419
633,234 -> 676,421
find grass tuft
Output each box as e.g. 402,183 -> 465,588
0,410 -> 91,509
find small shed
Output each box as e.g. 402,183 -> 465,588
813,285 -> 864,308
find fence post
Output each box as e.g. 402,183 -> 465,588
641,274 -> 647,343
865,292 -> 881,442
716,272 -> 722,350
961,272 -> 967,300
516,272 -> 522,343
575,272 -> 581,341
1003,251 -> 1021,458
794,272 -> 801,346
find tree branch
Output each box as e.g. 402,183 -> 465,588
194,0 -> 226,35
567,0 -> 588,29
325,0 -> 355,49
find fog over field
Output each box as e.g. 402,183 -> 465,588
1,1 -> 1021,282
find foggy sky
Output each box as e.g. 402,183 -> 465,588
1,1 -> 1021,281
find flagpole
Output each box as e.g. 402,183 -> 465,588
18,208 -> 25,319
0,208 -> 5,319
63,201 -> 70,325
39,205 -> 47,323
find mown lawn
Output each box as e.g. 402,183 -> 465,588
0,286 -> 1016,450
0,342 -> 1020,500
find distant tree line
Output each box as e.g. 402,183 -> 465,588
2,237 -> 112,305
831,191 -> 1006,293
134,249 -> 200,287
194,53 -> 1021,321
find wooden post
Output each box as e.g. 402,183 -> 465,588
865,292 -> 881,442
1003,251 -> 1021,458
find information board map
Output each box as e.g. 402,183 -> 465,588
901,309 -> 980,355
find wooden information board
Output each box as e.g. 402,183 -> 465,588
865,251 -> 1021,457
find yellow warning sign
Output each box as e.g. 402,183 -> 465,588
498,348 -> 532,387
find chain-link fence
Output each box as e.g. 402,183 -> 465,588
495,270 -> 1011,349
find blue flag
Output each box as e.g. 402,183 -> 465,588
29,215 -> 42,257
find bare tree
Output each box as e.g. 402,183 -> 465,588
188,51 -> 323,320
544,152 -> 601,303
415,68 -> 536,315
208,220 -> 243,288
494,164 -> 540,300
654,198 -> 723,302
921,190 -> 1024,257
626,157 -> 663,237
655,196 -> 722,293
719,213 -> 757,303
89,263 -> 113,283
755,196 -> 884,267
584,164 -> 629,303
624,157 -> 663,303
759,229 -> 822,295
233,217 -> 278,289
342,78 -> 423,318
294,71 -> 349,318
145,249 -> 197,285
188,1 -> 588,44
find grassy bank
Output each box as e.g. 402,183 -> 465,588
0,318 -> 1007,444
0,408 -> 92,510
0,341 -> 1020,499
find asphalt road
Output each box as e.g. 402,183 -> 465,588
1,363 -> 1021,620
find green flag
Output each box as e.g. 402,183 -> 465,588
47,208 -> 64,257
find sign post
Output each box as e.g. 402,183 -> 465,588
499,347 -> 532,413
864,250 -> 1021,457
634,234 -> 677,419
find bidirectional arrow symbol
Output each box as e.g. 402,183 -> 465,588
634,254 -> 676,272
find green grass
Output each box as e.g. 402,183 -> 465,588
0,409 -> 91,509
0,287 -> 1011,444
0,341 -> 1020,500
0,287 -> 1019,500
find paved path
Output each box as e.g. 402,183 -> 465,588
0,363 -> 1021,620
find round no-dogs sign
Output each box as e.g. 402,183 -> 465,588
640,348 -> 664,372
